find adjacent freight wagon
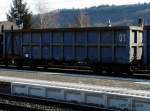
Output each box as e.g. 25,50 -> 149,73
2,26 -> 143,73
0,22 -> 18,63
0,26 -> 4,58
144,26 -> 150,67
0,34 -> 3,58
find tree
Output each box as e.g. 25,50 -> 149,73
73,11 -> 90,27
34,0 -> 59,29
7,0 -> 32,29
35,11 -> 59,29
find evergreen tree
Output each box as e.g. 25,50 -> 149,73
7,0 -> 32,29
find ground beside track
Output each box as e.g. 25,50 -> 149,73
0,68 -> 150,91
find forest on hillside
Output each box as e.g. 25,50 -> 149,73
32,3 -> 150,28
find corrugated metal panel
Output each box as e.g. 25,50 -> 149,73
145,30 -> 150,65
5,32 -> 12,55
88,46 -> 98,61
75,47 -> 86,60
42,47 -> 50,60
101,31 -> 113,44
143,30 -> 148,64
52,32 -> 63,44
147,31 -> 150,64
115,47 -> 129,63
23,46 -> 30,58
22,33 -> 31,45
87,31 -> 99,44
64,46 -> 74,60
14,33 -> 22,55
52,46 -> 62,60
32,46 -> 41,59
101,47 -> 112,63
75,32 -> 86,44
42,32 -> 51,45
64,32 -> 74,45
115,31 -> 128,45
32,32 -> 41,44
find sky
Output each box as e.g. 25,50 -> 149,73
0,0 -> 150,21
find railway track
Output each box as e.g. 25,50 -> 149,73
0,93 -> 118,111
0,103 -> 44,111
1,65 -> 150,80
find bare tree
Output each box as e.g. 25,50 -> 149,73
34,0 -> 59,29
73,11 -> 90,27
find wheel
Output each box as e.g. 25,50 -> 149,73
4,59 -> 9,67
15,60 -> 23,68
92,66 -> 101,73
127,71 -> 133,76
16,63 -> 23,68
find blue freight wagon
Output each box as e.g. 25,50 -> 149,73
2,26 -> 143,73
0,25 -> 4,59
0,34 -> 3,58
144,26 -> 150,67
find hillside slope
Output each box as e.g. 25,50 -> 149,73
32,3 -> 150,28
